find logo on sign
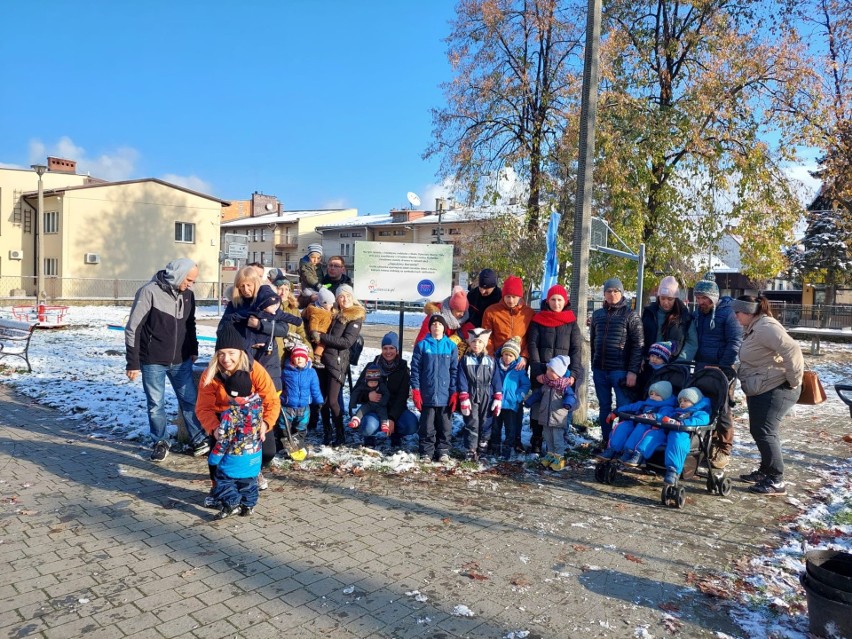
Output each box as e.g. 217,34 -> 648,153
417,279 -> 435,297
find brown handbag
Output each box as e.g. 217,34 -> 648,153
797,370 -> 827,405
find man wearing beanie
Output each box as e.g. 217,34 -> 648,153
126,258 -> 209,462
691,274 -> 743,469
481,275 -> 536,370
590,276 -> 644,445
467,268 -> 502,327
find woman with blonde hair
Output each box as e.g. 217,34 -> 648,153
196,322 -> 281,506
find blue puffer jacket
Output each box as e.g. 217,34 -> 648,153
693,297 -> 743,370
411,335 -> 458,407
672,396 -> 712,426
458,351 -> 502,404
495,359 -> 531,411
280,361 -> 324,409
616,395 -> 677,417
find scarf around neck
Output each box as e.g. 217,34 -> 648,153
532,309 -> 577,327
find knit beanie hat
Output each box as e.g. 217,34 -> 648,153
648,341 -> 674,364
381,331 -> 399,350
657,276 -> 679,298
478,268 -> 498,288
502,275 -> 524,298
467,327 -> 491,345
429,314 -> 449,331
267,268 -> 287,286
500,336 -> 522,359
365,364 -> 382,382
448,285 -> 469,312
693,277 -> 719,304
224,370 -> 252,398
316,287 -> 336,307
254,285 -> 281,310
603,277 -> 624,294
307,243 -> 323,257
335,283 -> 355,299
216,321 -> 246,352
290,344 -> 309,363
648,380 -> 673,401
678,387 -> 704,405
546,284 -> 569,304
547,354 -> 571,377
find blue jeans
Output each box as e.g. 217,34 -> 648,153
359,409 -> 419,438
141,359 -> 205,445
593,368 -> 631,442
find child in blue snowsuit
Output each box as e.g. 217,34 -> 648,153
490,336 -> 531,459
411,314 -> 459,463
457,328 -> 504,460
208,370 -> 265,520
598,380 -> 678,464
635,387 -> 711,484
279,344 -> 324,450
524,355 -> 577,470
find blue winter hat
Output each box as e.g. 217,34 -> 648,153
694,278 -> 719,304
648,381 -> 673,401
478,268 -> 498,288
307,243 -> 323,256
381,332 -> 399,350
254,285 -> 281,310
678,387 -> 704,405
649,341 -> 674,364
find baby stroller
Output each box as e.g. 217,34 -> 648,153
595,366 -> 734,509
836,384 -> 852,418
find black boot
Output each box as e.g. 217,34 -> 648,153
322,422 -> 334,447
530,436 -> 543,456
333,415 -> 346,448
530,419 -> 543,455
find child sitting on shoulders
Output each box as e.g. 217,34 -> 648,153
634,387 -> 711,485
457,328 -> 503,461
598,379 -> 678,465
302,287 -> 335,367
298,243 -> 325,305
348,363 -> 391,433
525,355 -> 576,470
279,345 -> 324,455
491,336 -> 530,459
208,371 -> 265,520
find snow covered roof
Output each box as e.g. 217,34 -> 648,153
221,208 -> 355,228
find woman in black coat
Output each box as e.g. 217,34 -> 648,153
309,284 -> 365,447
526,284 -> 582,454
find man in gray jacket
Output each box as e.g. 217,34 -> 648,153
126,258 -> 209,462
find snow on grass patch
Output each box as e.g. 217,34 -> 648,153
451,604 -> 475,617
709,460 -> 852,639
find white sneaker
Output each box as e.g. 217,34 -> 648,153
257,472 -> 269,491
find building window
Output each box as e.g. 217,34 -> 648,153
44,258 -> 59,276
44,211 -> 59,234
378,231 -> 391,237
340,232 -> 351,238
351,231 -> 363,238
340,243 -> 345,255
431,228 -> 445,236
448,228 -> 461,235
175,222 -> 195,243
393,230 -> 406,236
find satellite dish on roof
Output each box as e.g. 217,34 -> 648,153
406,192 -> 421,208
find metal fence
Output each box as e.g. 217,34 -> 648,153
0,276 -> 222,303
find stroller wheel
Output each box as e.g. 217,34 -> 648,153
705,474 -> 716,493
675,486 -> 686,509
594,462 -> 606,483
605,463 -> 618,484
716,476 -> 732,496
660,485 -> 670,505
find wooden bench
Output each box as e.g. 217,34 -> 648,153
0,318 -> 38,372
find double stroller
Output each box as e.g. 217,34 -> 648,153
594,362 -> 735,508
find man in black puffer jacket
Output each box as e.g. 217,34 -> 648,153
590,277 -> 644,444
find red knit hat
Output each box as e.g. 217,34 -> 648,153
502,275 -> 524,298
290,345 -> 309,363
546,284 -> 569,304
448,286 -> 469,312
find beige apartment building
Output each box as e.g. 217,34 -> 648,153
0,158 -> 227,300
220,207 -> 358,274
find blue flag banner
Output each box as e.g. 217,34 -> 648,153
539,211 -> 562,301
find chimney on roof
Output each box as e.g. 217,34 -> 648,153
47,156 -> 77,174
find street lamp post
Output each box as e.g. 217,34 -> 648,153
31,164 -> 47,312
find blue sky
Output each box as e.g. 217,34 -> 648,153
0,1 -> 457,214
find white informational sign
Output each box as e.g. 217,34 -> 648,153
354,242 -> 454,302
228,244 -> 248,259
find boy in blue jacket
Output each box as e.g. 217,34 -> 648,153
279,345 -> 324,454
411,314 -> 459,464
209,371 -> 265,519
634,387 -> 712,484
490,336 -> 530,459
458,328 -> 503,461
598,380 -> 678,463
